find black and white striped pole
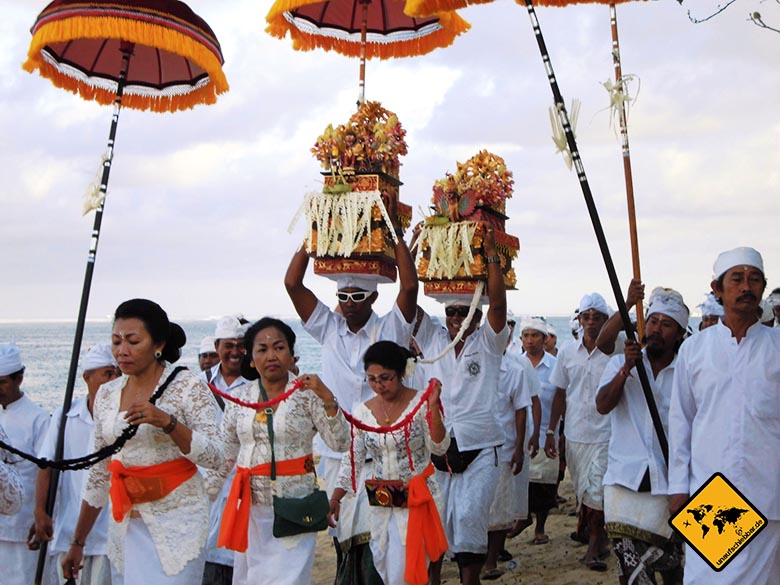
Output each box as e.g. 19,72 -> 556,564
521,0 -> 668,463
34,41 -> 135,585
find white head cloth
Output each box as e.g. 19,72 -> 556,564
767,292 -> 780,308
760,300 -> 774,323
712,247 -> 764,279
546,322 -> 557,337
199,336 -> 217,355
214,316 -> 246,340
336,276 -> 378,292
698,292 -> 724,318
507,309 -> 516,322
578,292 -> 610,316
0,344 -> 23,377
81,343 -> 117,372
520,316 -> 548,336
646,287 -> 689,330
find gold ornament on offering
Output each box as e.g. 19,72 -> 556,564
414,150 -> 520,298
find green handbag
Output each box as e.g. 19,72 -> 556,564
257,381 -> 330,538
271,490 -> 330,538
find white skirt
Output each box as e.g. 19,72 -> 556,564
488,462 -> 529,531
124,518 -> 205,584
566,440 -> 608,511
232,505 -> 317,585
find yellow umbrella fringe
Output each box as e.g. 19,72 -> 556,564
22,15 -> 228,112
266,10 -> 470,59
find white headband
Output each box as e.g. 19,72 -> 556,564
336,276 -> 378,293
646,287 -> 689,330
199,336 -> 217,355
0,344 -> 23,377
712,247 -> 764,280
214,316 -> 246,340
81,343 -> 117,372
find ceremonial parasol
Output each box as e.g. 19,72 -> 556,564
266,0 -> 470,103
406,0 -> 669,462
22,1 -> 227,581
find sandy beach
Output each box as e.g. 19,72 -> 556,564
310,477 -> 614,585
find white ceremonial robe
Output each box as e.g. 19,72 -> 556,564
0,393 -> 50,585
668,321 -> 780,584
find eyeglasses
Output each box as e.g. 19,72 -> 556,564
445,306 -> 471,318
366,373 -> 397,386
337,291 -> 371,303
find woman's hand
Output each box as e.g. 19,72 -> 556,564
62,544 -> 84,580
124,401 -> 168,428
328,498 -> 341,528
298,374 -> 335,404
427,379 -> 442,411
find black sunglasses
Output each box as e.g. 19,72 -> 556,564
445,306 -> 471,318
337,291 -> 371,303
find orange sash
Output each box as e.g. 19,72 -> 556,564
405,463 -> 449,585
108,458 -> 197,522
217,454 -> 314,552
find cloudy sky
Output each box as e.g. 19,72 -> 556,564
1,0 -> 778,322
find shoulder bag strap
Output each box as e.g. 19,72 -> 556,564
256,381 -> 276,481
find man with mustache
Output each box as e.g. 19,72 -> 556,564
596,286 -> 688,585
668,247 -> 780,583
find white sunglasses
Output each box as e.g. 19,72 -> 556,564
337,291 -> 371,303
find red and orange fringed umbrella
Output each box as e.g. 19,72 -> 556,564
23,0 -> 228,112
23,3 -> 227,582
266,0 -> 470,103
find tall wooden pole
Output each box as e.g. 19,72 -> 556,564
610,3 -> 645,339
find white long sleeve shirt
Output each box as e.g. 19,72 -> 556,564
38,398 -> 111,555
0,394 -> 49,541
600,352 -> 675,495
549,339 -> 613,444
668,320 -> 780,520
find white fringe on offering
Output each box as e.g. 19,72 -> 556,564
82,155 -> 108,216
289,190 -> 397,256
414,221 -> 479,279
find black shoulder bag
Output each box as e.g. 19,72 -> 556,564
257,381 -> 330,538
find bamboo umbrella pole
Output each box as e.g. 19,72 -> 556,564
33,42 -> 134,585
520,0 -> 668,463
610,3 -> 644,339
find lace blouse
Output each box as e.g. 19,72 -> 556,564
82,363 -> 223,576
208,377 -> 350,506
0,425 -> 22,516
336,400 -> 449,550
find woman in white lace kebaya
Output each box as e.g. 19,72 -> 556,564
209,317 -> 349,585
329,341 -> 449,585
62,299 -> 224,583
0,424 -> 22,516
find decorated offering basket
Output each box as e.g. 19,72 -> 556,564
414,150 -> 520,301
302,102 -> 410,284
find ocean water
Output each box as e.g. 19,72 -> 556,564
0,315 -> 576,415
